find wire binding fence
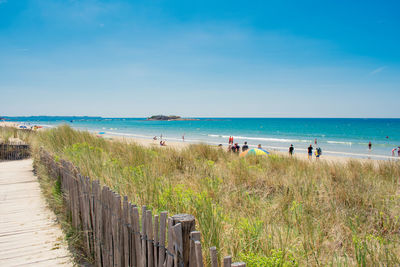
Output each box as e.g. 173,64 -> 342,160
39,148 -> 245,267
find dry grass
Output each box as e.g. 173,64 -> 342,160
3,125 -> 400,266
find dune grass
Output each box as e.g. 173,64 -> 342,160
0,126 -> 34,143
3,125 -> 400,266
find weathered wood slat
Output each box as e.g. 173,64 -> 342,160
223,256 -> 232,267
141,206 -> 147,267
154,214 -> 159,267
195,241 -> 204,267
173,223 -> 183,267
172,214 -> 196,267
131,206 -> 141,267
158,211 -> 167,267
210,247 -> 218,267
189,231 -> 201,267
123,196 -> 129,267
146,210 -> 154,267
166,218 -> 174,267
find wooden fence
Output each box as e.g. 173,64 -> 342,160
39,149 -> 246,267
0,143 -> 30,160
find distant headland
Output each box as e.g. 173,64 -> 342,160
147,115 -> 198,121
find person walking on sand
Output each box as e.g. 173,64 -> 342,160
182,134 -> 185,142
392,147 -> 397,157
368,141 -> 372,151
308,144 -> 313,159
289,144 -> 294,156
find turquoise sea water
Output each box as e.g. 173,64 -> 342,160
6,117 -> 400,160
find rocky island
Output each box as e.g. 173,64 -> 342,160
147,115 -> 198,121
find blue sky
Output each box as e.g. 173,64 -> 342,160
0,0 -> 399,117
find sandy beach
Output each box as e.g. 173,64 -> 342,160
101,133 -> 396,165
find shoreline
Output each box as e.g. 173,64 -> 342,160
2,120 -> 399,163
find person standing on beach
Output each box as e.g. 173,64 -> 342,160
308,145 -> 313,159
236,143 -> 241,153
231,144 -> 236,153
182,134 -> 185,142
231,143 -> 240,153
242,142 -> 249,152
289,144 -> 294,156
398,147 -> 400,157
228,136 -> 232,144
315,147 -> 322,160
368,141 -> 372,150
392,148 -> 397,157
314,138 -> 317,145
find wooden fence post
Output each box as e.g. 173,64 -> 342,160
172,223 -> 183,267
223,256 -> 232,267
166,217 -> 174,267
141,206 -> 147,267
189,231 -> 201,267
210,247 -> 218,267
172,214 -> 195,267
123,196 -> 130,267
131,205 -> 141,267
158,211 -> 167,267
195,241 -> 204,267
146,210 -> 154,267
154,214 -> 159,266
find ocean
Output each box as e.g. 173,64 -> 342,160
6,117 -> 400,160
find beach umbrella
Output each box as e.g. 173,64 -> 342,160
240,148 -> 269,157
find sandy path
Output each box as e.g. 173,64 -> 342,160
0,159 -> 73,266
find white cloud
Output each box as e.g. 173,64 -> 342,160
370,66 -> 386,75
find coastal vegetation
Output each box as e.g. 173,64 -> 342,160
1,125 -> 400,266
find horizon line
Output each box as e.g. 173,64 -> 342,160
2,115 -> 400,119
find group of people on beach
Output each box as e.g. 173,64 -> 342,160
227,136 -> 260,153
369,141 -> 400,157
228,141 -> 262,153
228,136 -> 324,159
288,143 -> 322,159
